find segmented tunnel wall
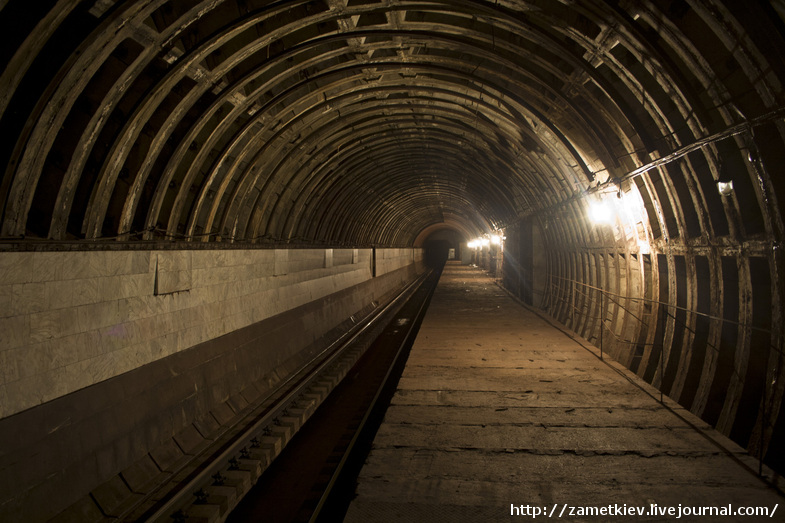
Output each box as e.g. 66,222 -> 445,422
2,0 -> 785,517
501,149 -> 785,476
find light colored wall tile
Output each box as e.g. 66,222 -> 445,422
2,375 -> 31,416
98,275 -> 122,302
225,250 -> 253,268
99,322 -> 138,353
234,264 -> 255,286
179,324 -> 205,352
76,300 -> 121,332
0,284 -> 11,317
108,343 -> 151,376
121,272 -> 153,298
151,332 -> 178,360
64,251 -> 106,280
130,251 -> 152,275
0,347 -> 20,383
0,253 -> 33,284
70,278 -> 103,308
47,280 -> 75,310
0,385 -> 7,419
251,258 -> 275,278
75,354 -> 117,387
156,251 -> 192,272
97,252 -> 131,276
153,286 -> 191,312
0,315 -> 29,350
156,270 -> 192,296
191,250 -> 224,269
29,308 -> 80,343
16,341 -> 61,380
2,371 -> 64,418
31,252 -> 62,282
75,331 -> 103,362
10,282 -> 48,315
195,282 -> 229,304
274,249 -> 288,276
333,249 -> 350,266
155,252 -> 193,295
22,342 -> 53,378
153,311 -> 176,335
44,336 -> 82,369
0,247 -> 421,419
67,251 -> 152,278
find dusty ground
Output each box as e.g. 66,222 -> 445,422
345,263 -> 784,522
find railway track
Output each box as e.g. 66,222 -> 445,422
132,266 -> 441,522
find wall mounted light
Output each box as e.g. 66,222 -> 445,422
469,233 -> 504,248
468,238 -> 490,248
583,182 -> 652,253
588,198 -> 615,224
717,180 -> 734,196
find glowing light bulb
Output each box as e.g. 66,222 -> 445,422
717,180 -> 734,196
589,200 -> 614,224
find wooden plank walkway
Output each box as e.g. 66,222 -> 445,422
345,263 -> 784,522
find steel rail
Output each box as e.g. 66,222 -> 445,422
308,268 -> 439,522
144,272 -> 429,522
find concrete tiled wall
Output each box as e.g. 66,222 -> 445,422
0,247 -> 420,419
376,247 -> 423,276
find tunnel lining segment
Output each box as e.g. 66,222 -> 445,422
2,0 -> 785,518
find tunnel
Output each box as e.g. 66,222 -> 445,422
1,0 -> 785,520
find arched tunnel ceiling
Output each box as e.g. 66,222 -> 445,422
1,0 -> 785,246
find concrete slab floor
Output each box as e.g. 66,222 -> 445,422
345,263 -> 784,522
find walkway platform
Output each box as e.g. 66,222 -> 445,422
345,263 -> 784,522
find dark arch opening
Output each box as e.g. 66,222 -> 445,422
423,228 -> 465,268
424,238 -> 451,268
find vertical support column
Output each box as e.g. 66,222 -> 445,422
571,279 -> 575,324
600,289 -> 604,361
760,357 -> 766,476
660,304 -> 666,404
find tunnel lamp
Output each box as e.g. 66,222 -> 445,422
491,234 -> 501,245
468,237 -> 491,248
717,180 -> 734,196
588,199 -> 614,224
